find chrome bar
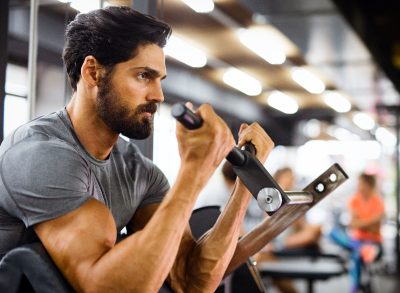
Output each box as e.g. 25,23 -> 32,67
28,0 -> 39,120
286,191 -> 314,205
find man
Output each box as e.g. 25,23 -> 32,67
0,6 -> 274,292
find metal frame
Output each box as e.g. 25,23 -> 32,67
0,0 -> 10,142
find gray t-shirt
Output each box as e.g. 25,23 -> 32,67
0,108 -> 169,258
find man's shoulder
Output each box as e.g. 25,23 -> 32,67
0,110 -> 79,161
1,110 -> 71,150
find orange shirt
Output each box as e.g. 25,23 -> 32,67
348,192 -> 384,242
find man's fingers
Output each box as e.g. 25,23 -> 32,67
185,102 -> 194,111
237,122 -> 274,163
239,123 -> 249,134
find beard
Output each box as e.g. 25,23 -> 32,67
95,72 -> 157,140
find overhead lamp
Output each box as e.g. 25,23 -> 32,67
323,91 -> 351,113
327,126 -> 360,141
181,0 -> 214,13
291,67 -> 325,94
164,35 -> 207,68
267,91 -> 298,114
238,28 -> 286,65
222,68 -> 262,96
375,127 -> 396,147
353,112 -> 375,130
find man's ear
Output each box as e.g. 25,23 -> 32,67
81,56 -> 102,88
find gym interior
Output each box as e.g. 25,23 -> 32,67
1,0 -> 400,292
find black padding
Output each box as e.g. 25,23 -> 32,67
189,205 -> 221,240
0,242 -> 74,293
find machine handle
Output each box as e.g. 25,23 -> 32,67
172,103 -> 255,166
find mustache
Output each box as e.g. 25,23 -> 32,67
136,102 -> 158,114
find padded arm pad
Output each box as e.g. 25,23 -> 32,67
0,242 -> 74,293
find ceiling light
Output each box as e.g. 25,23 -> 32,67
238,28 -> 286,65
181,0 -> 214,13
323,91 -> 351,113
291,67 -> 325,94
353,112 -> 375,130
267,91 -> 298,114
375,127 -> 396,147
164,35 -> 207,68
327,126 -> 360,141
302,119 -> 321,138
222,68 -> 262,96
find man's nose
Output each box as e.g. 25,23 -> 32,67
148,81 -> 164,103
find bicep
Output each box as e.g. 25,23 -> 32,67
34,199 -> 117,292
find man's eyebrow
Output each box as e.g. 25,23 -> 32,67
134,66 -> 167,80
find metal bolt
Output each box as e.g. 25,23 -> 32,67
257,188 -> 282,212
315,183 -> 325,193
329,173 -> 337,183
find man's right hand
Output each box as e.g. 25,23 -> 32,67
175,104 -> 235,184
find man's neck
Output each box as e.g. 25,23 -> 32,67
66,94 -> 119,160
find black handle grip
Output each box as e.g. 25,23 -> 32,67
171,103 -> 256,167
226,147 -> 246,166
171,103 -> 203,130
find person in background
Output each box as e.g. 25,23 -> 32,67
330,173 -> 385,293
255,167 -> 322,293
261,168 -> 322,253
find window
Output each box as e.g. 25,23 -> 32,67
4,64 -> 29,136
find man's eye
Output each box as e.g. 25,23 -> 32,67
138,72 -> 150,80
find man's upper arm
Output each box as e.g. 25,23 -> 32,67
34,198 -> 117,292
1,136 -> 91,227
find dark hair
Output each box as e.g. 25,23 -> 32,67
222,161 -> 237,182
359,173 -> 376,188
62,6 -> 172,91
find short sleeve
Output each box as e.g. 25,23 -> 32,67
0,134 -> 92,227
138,157 -> 170,208
348,195 -> 357,212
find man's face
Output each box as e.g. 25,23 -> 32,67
96,44 -> 167,139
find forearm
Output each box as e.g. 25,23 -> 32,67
185,181 -> 252,292
90,164 -> 208,292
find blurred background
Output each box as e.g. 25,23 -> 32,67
1,0 -> 400,291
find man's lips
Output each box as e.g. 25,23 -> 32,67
137,103 -> 157,117
142,111 -> 155,118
